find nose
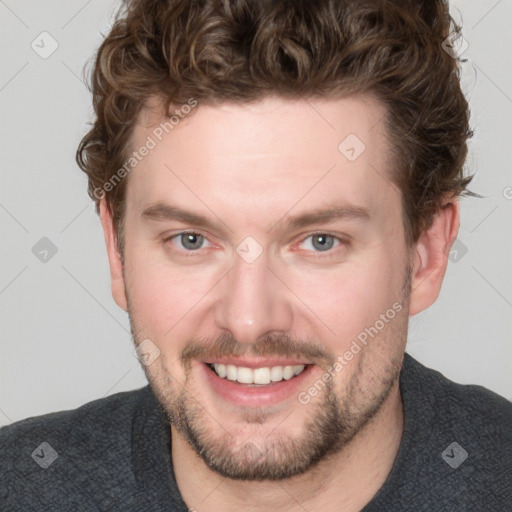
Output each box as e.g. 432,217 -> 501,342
213,249 -> 294,345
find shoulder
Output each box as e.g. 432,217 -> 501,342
402,352 -> 512,436
396,353 -> 512,508
0,386 -> 150,510
0,386 -> 147,450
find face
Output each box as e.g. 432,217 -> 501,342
110,95 -> 414,480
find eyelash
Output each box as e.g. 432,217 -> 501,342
162,231 -> 349,258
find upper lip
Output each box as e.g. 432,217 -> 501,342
202,358 -> 311,369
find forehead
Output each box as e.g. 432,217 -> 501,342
136,94 -> 387,163
125,95 -> 398,231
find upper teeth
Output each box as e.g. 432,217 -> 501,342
212,363 -> 306,384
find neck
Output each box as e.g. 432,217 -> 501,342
172,380 -> 403,512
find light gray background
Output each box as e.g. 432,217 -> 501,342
1,0 -> 511,427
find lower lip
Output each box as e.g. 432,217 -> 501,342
199,362 -> 315,407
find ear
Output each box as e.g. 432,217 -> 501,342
409,198 -> 460,316
99,198 -> 128,312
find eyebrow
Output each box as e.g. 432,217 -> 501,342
141,203 -> 226,231
270,201 -> 370,233
140,201 -> 370,232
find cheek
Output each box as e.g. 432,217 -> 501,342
286,247 -> 406,345
124,245 -> 216,339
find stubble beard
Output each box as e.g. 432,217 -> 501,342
127,268 -> 411,481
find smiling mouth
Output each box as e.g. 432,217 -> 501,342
205,362 -> 310,386
200,359 -> 316,407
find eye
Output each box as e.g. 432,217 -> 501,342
163,231 -> 347,257
298,233 -> 344,253
165,231 -> 211,252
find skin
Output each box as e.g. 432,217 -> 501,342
100,95 -> 459,511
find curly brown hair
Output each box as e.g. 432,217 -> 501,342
76,0 -> 474,256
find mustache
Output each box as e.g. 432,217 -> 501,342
180,331 -> 333,370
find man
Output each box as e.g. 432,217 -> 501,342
1,0 -> 511,510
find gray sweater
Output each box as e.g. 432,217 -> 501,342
1,353 -> 511,511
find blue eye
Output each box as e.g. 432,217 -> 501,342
300,233 -> 341,252
163,231 -> 347,258
168,232 -> 210,251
